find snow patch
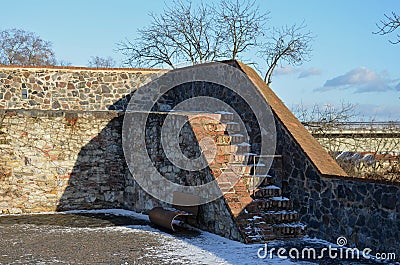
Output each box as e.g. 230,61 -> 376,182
271,197 -> 289,201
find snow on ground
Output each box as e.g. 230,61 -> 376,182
62,209 -> 316,264
4,209 -> 389,264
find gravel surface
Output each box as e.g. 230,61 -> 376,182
0,212 -> 182,264
0,212 -> 396,265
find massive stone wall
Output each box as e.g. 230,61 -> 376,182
275,118 -> 400,255
0,65 -> 243,241
0,108 -> 241,241
0,63 -> 398,252
0,110 -> 126,213
0,66 -> 162,111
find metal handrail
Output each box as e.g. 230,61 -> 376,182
250,154 -> 283,197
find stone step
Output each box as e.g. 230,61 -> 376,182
252,185 -> 282,198
214,143 -> 254,156
230,152 -> 258,163
212,134 -> 247,146
242,174 -> 275,186
228,161 -> 266,173
238,219 -> 306,243
229,134 -> 246,144
240,226 -> 277,243
214,111 -> 234,122
204,123 -> 228,133
225,122 -> 240,133
272,222 -> 307,238
230,142 -> 251,154
258,175 -> 275,186
204,122 -> 240,133
246,197 -> 292,212
238,210 -> 299,224
214,135 -> 232,146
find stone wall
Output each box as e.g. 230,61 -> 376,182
0,65 -> 244,241
275,117 -> 400,255
122,111 -> 243,241
0,109 -> 126,213
0,108 -> 241,241
1,63 -> 398,252
0,66 -> 162,111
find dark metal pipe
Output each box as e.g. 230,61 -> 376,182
148,207 -> 192,231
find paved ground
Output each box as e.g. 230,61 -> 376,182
0,211 -> 396,265
0,212 -> 165,264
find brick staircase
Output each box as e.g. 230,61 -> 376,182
187,111 -> 306,243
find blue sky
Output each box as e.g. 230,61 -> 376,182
1,0 -> 399,120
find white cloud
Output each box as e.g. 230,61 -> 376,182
356,104 -> 400,121
298,67 -> 322,78
274,66 -> 322,79
274,66 -> 299,75
396,82 -> 400,91
318,67 -> 397,93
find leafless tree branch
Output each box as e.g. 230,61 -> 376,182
261,23 -> 314,85
118,0 -> 223,68
0,28 -> 56,66
374,12 -> 400,44
87,56 -> 116,68
217,0 -> 268,60
118,0 -> 271,68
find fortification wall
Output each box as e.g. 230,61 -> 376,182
0,66 -> 162,111
0,64 -> 398,253
0,108 -> 241,240
0,65 -> 242,241
0,110 -> 126,213
276,119 -> 400,255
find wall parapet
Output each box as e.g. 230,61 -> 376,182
0,66 -> 164,111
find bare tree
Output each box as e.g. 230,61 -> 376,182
374,12 -> 400,44
118,0 -> 313,85
0,28 -> 56,66
118,0 -> 222,68
217,0 -> 268,60
118,0 -> 270,68
294,103 -> 400,181
57,60 -> 72,66
87,56 -> 116,68
294,102 -> 357,128
261,23 -> 314,85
